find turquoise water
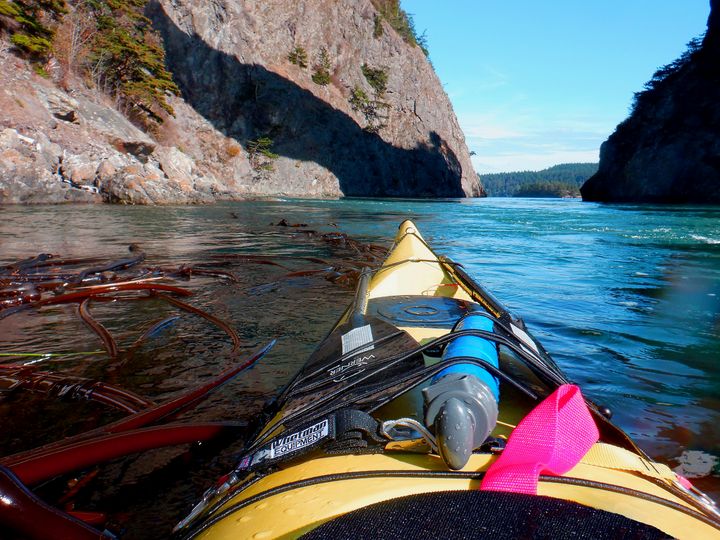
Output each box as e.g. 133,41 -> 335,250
1,197 -> 719,534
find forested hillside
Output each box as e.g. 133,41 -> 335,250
480,163 -> 598,197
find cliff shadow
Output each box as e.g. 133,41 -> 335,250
147,2 -> 464,197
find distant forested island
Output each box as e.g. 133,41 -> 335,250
479,163 -> 598,197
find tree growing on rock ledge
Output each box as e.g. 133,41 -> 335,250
311,47 -> 332,86
288,45 -> 308,68
370,0 -> 429,56
1,0 -> 179,132
86,0 -> 179,131
247,136 -> 279,175
0,0 -> 67,56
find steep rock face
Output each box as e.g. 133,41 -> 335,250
581,0 -> 720,204
147,0 -> 482,198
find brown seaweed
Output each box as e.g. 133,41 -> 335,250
0,342 -> 274,479
2,254 -> 54,272
208,254 -> 291,269
77,299 -> 119,359
272,218 -> 307,227
125,315 -> 181,356
0,283 -> 193,320
74,251 -> 146,283
0,366 -> 154,414
155,294 -> 242,353
160,266 -> 239,283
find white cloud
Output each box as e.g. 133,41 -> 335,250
458,110 -> 611,173
458,111 -> 530,141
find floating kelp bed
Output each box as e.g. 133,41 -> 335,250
0,223 -> 388,539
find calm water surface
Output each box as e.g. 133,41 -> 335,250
1,198 -> 719,536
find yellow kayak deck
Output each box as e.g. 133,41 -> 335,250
179,221 -> 720,540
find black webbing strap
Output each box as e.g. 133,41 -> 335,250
325,409 -> 386,455
236,409 -> 385,472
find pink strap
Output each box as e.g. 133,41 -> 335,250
676,474 -> 694,490
481,384 -> 599,495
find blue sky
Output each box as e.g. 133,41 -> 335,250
403,1 -> 711,174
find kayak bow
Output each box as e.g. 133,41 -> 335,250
177,220 -> 720,539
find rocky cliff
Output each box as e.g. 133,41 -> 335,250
581,0 -> 720,204
0,0 -> 481,204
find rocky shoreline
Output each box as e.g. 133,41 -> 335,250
0,126 -> 245,205
0,48 -> 254,205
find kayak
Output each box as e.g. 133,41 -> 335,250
175,220 -> 720,539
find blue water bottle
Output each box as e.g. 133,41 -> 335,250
423,314 -> 500,469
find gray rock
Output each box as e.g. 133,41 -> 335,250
96,160 -> 117,182
74,95 -> 153,144
98,161 -> 207,204
154,145 -> 194,182
0,128 -> 21,150
109,138 -> 157,163
34,84 -> 80,123
0,147 -> 99,204
101,172 -> 152,205
60,153 -> 101,186
34,132 -> 62,171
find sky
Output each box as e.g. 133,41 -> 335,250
402,1 -> 712,174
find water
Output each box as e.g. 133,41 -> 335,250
1,198 -> 719,536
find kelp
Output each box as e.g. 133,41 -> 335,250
164,266 -> 240,283
0,365 -> 154,414
208,254 -> 292,269
1,342 -> 275,482
77,299 -> 119,358
0,282 -> 193,321
73,250 -> 146,283
126,315 -> 180,354
155,294 -> 243,353
0,222 -> 387,535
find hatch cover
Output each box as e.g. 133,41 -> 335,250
370,295 -> 480,328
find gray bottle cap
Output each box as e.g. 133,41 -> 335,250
423,374 -> 499,470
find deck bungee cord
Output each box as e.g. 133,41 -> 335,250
247,324 -> 569,455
